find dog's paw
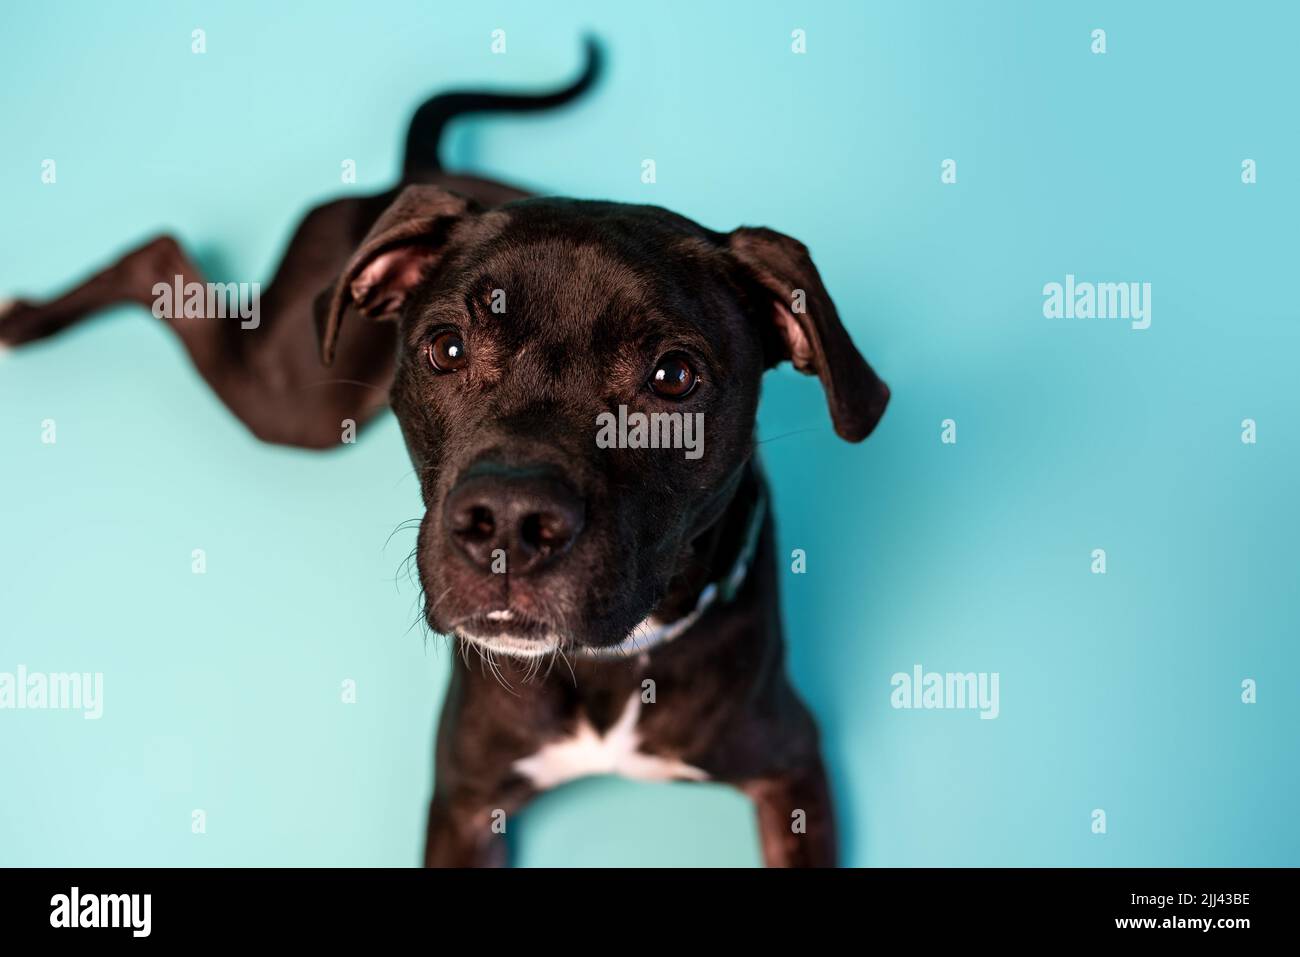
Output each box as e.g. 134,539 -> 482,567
0,298 -> 39,350
0,299 -> 14,357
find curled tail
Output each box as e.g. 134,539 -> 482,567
403,36 -> 604,178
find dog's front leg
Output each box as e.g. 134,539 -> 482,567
423,788 -> 533,868
741,756 -> 838,868
424,793 -> 506,867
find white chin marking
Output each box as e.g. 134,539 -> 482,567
461,632 -> 560,660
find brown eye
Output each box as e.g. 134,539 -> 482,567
427,329 -> 468,373
650,352 -> 698,399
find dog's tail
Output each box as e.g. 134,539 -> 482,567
403,36 -> 604,178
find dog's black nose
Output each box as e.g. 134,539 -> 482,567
444,468 -> 585,576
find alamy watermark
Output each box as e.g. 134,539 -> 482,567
152,274 -> 260,329
595,405 -> 704,460
890,664 -> 999,719
50,887 -> 150,937
1043,273 -> 1151,330
0,665 -> 103,719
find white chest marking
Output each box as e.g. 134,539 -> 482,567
513,693 -> 709,790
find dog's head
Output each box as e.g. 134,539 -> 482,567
318,185 -> 888,658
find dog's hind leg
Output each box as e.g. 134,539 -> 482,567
1,229 -> 396,449
0,235 -> 195,348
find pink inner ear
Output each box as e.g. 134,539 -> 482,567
350,247 -> 437,319
774,303 -> 817,373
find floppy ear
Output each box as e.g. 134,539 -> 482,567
316,185 -> 475,365
727,226 -> 890,442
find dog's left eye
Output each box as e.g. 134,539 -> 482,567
649,352 -> 699,399
427,329 -> 468,373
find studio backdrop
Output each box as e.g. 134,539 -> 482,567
1,0 -> 1296,866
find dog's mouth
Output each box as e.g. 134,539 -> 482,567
449,610 -> 564,659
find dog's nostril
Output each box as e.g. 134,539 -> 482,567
520,511 -> 574,555
520,514 -> 544,551
454,501 -> 499,546
466,506 -> 495,541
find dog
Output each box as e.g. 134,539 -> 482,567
1,39 -> 889,867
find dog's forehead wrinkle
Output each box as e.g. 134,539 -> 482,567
450,224 -> 739,368
496,239 -> 650,314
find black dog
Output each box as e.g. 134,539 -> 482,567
1,41 -> 888,867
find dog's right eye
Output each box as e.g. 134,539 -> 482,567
427,329 -> 469,373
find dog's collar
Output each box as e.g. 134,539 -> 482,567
580,484 -> 767,661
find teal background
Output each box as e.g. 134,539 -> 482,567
2,1 -> 1296,866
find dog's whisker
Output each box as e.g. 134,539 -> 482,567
755,427 -> 820,445
390,541 -> 422,598
426,586 -> 454,616
404,587 -> 431,639
298,376 -> 387,392
407,585 -> 452,644
383,517 -> 422,552
477,645 -> 516,695
491,650 -> 519,696
553,633 -> 578,686
404,551 -> 423,592
392,467 -> 423,490
541,641 -> 562,683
